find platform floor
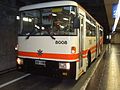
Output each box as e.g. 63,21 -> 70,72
86,44 -> 120,90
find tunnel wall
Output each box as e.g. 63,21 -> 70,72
0,1 -> 17,72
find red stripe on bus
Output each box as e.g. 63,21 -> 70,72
81,50 -> 88,55
18,44 -> 100,60
91,49 -> 96,54
90,45 -> 96,51
81,45 -> 97,55
18,51 -> 79,60
82,55 -> 87,58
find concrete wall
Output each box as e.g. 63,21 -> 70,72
111,33 -> 120,44
0,1 -> 17,72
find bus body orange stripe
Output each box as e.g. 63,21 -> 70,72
18,44 -> 100,60
18,51 -> 79,60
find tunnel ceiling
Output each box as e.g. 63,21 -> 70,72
104,0 -> 119,33
16,0 -> 110,35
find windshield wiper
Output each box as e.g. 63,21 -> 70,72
26,29 -> 36,39
26,25 -> 56,40
44,29 -> 56,40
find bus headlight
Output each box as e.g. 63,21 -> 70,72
17,58 -> 23,65
59,63 -> 70,70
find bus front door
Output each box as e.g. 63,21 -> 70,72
78,14 -> 84,76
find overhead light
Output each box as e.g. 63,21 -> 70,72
52,13 -> 57,16
112,0 -> 120,32
109,35 -> 111,39
106,35 -> 109,39
23,17 -> 32,22
60,25 -> 64,29
23,17 -> 28,22
41,26 -> 45,30
28,18 -> 32,22
63,18 -> 69,21
35,25 -> 40,29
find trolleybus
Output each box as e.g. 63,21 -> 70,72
17,1 -> 104,80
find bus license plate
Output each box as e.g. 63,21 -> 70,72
35,60 -> 46,66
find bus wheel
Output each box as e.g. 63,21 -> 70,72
87,51 -> 91,68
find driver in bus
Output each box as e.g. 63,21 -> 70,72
53,18 -> 62,35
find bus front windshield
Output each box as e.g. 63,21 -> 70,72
19,6 -> 77,36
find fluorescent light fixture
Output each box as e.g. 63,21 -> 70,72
112,4 -> 118,18
63,18 -> 69,21
28,18 -> 32,22
35,25 -> 40,29
41,26 -> 45,30
106,35 -> 109,39
23,17 -> 32,22
109,35 -> 111,39
60,25 -> 64,29
52,13 -> 57,16
112,0 -> 120,32
23,17 -> 28,22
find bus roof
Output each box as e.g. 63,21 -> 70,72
19,1 -> 78,11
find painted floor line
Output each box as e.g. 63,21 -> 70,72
0,73 -> 31,88
80,46 -> 106,90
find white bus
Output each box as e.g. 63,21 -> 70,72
17,1 -> 103,80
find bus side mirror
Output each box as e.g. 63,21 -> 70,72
73,17 -> 80,29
